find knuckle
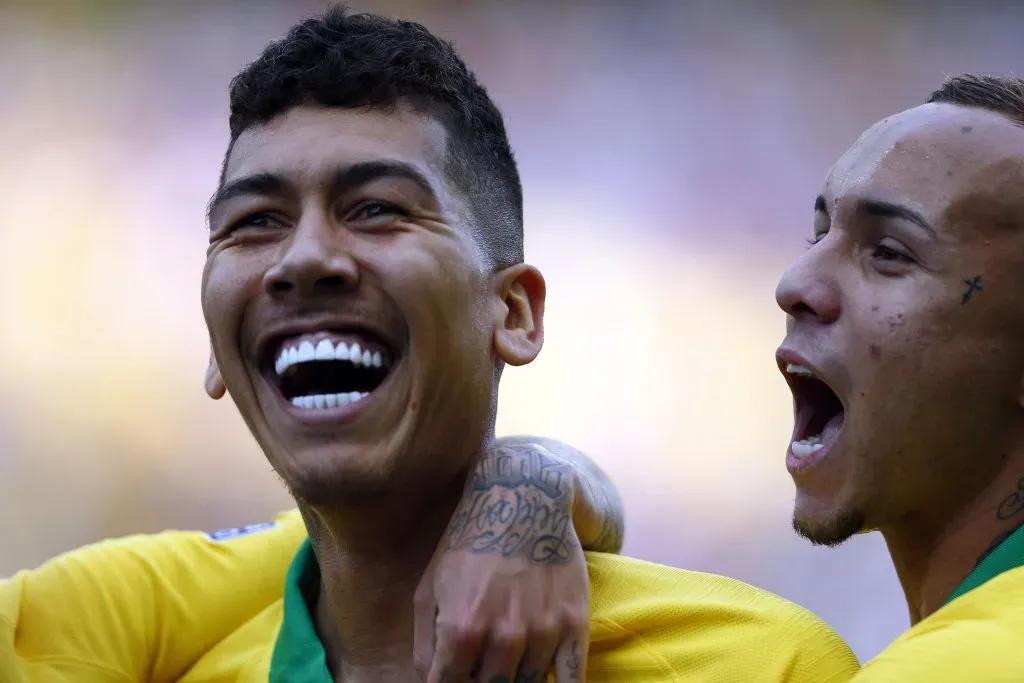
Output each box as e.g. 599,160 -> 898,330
491,625 -> 527,653
561,612 -> 587,635
532,616 -> 561,640
438,620 -> 484,649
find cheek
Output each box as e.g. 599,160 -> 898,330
202,251 -> 266,352
375,243 -> 489,347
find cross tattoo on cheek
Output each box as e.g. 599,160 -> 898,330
962,275 -> 983,305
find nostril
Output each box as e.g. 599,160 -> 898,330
791,302 -> 816,317
317,275 -> 347,290
269,280 -> 292,294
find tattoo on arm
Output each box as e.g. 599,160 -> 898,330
962,275 -> 983,304
446,444 -> 576,564
582,469 -> 624,554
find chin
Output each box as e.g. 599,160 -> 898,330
276,445 -> 402,506
792,499 -> 865,547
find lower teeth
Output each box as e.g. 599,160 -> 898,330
791,436 -> 824,459
291,392 -> 368,410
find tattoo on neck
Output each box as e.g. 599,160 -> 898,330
445,444 -> 575,564
996,477 -> 1024,520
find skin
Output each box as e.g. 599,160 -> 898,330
775,102 -> 1024,623
201,102 -> 599,682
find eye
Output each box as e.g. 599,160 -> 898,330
348,201 -> 406,222
232,212 -> 283,232
872,239 -> 914,264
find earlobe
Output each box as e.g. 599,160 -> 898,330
205,352 -> 226,399
492,263 -> 546,366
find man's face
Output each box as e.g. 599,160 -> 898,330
202,105 -> 502,503
776,103 -> 1024,544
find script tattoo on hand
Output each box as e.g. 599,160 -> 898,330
566,640 -> 582,680
446,444 -> 576,564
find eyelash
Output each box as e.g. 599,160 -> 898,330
225,200 -> 407,234
873,243 -> 913,263
349,200 -> 406,221
805,233 -> 916,265
224,212 -> 282,235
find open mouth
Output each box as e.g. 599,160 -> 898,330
785,363 -> 845,462
265,332 -> 397,411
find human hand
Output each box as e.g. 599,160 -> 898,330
414,440 -> 589,682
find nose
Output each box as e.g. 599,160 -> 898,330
775,242 -> 841,324
262,212 -> 359,298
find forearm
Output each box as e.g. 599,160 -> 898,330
494,436 -> 625,554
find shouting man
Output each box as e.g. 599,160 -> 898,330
775,74 -> 1024,679
0,7 -> 856,683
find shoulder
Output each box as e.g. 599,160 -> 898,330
585,553 -> 860,682
0,509 -> 306,680
8,508 -> 306,597
858,566 -> 1024,682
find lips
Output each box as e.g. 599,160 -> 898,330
777,350 -> 847,471
257,323 -> 402,417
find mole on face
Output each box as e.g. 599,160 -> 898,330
961,126 -> 974,134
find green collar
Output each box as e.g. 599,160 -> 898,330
270,538 -> 332,683
945,522 -> 1024,606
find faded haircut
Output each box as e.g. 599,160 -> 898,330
224,5 -> 523,268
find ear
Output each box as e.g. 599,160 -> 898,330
205,350 -> 226,399
491,263 -> 545,366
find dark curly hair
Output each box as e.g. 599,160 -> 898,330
225,5 -> 523,267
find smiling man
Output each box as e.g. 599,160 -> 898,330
774,75 -> 1024,679
0,7 -> 859,683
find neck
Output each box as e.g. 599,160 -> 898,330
300,473 -> 468,682
882,448 -> 1024,625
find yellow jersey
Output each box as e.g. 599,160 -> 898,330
853,523 -> 1024,682
0,510 -> 858,682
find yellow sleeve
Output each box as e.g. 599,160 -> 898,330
0,510 -> 305,682
586,553 -> 861,682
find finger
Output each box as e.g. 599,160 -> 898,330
412,586 -> 437,680
475,626 -> 527,683
512,619 -> 561,683
553,629 -> 588,683
426,620 -> 483,683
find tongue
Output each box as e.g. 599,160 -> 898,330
820,410 -> 845,444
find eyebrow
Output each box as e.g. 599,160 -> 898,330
329,160 -> 437,200
857,198 -> 935,237
207,172 -> 291,224
206,160 -> 438,225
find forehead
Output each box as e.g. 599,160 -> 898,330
223,104 -> 450,188
824,103 -> 1024,227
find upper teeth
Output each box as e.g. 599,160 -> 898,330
275,339 -> 386,376
786,363 -> 815,377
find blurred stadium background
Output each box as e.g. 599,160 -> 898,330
4,0 -> 1024,662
